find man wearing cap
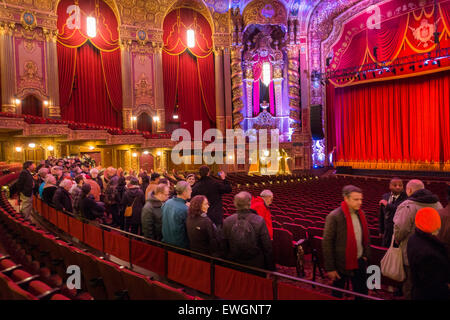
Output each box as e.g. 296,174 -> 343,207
393,179 -> 442,299
407,207 -> 450,300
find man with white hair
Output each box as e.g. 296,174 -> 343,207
251,189 -> 274,240
90,168 -> 104,191
52,178 -> 74,213
393,179 -> 443,299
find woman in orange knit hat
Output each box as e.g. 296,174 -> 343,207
407,207 -> 450,300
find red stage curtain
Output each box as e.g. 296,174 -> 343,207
62,42 -> 121,127
162,8 -> 215,134
57,0 -> 122,127
327,70 -> 450,169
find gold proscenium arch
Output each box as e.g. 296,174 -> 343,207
53,0 -> 121,26
161,0 -> 215,34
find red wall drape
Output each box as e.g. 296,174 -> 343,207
162,53 -> 179,123
57,0 -> 122,127
177,52 -> 213,134
62,42 -> 121,127
327,70 -> 450,170
162,8 -> 215,135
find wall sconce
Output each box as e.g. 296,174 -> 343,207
172,114 -> 179,120
89,146 -> 95,150
43,100 -> 49,106
143,151 -> 149,155
15,99 -> 21,105
152,116 -> 160,122
28,143 -> 36,148
131,116 -> 137,121
86,16 -> 97,37
47,145 -> 54,151
15,147 -> 22,152
132,152 -> 138,158
156,151 -> 162,156
187,29 -> 195,48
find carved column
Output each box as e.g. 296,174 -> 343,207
243,66 -> 253,119
231,46 -> 244,129
43,28 -> 61,118
153,45 -> 165,132
0,23 -> 17,113
223,48 -> 233,129
214,48 -> 226,133
121,40 -> 133,129
287,45 -> 301,135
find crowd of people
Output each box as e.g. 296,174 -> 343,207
12,157 -> 450,299
13,158 -> 275,272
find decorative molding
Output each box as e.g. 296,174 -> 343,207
242,0 -> 287,28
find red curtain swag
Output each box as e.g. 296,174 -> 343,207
57,0 -> 122,127
162,8 -> 215,134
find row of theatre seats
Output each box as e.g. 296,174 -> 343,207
220,174 -> 448,285
0,171 -> 363,300
0,190 -> 198,300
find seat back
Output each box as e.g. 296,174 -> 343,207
121,268 -> 155,300
307,227 -> 324,239
282,223 -> 307,241
272,228 -> 296,267
96,259 -> 127,300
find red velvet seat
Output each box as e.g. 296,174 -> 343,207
272,228 -> 297,267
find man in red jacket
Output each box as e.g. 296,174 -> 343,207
251,190 -> 274,240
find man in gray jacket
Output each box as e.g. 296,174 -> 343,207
393,179 -> 443,299
141,184 -> 170,241
322,185 -> 371,298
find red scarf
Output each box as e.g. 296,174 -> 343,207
341,201 -> 369,270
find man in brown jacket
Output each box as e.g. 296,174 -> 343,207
322,185 -> 371,298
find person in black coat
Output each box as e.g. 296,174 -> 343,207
15,161 -> 36,220
379,178 -> 407,247
407,207 -> 450,300
121,177 -> 145,235
191,166 -> 232,227
52,179 -> 73,213
79,183 -> 106,222
186,195 -> 222,257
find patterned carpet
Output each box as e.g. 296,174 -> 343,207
275,254 -> 402,300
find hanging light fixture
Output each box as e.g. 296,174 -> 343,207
87,16 -> 97,37
187,29 -> 195,48
262,62 -> 271,86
